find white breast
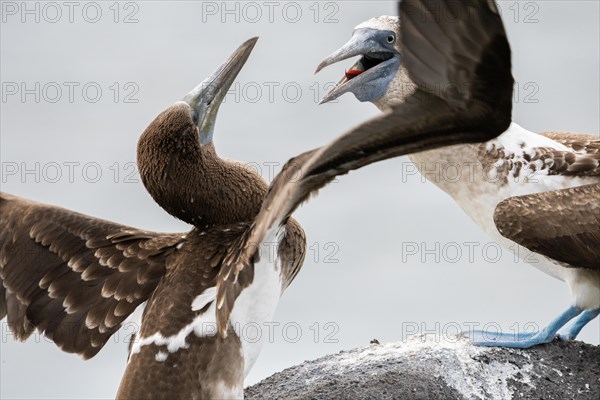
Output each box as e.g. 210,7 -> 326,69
230,252 -> 283,376
408,123 -> 600,301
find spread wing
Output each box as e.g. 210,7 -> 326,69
214,0 -> 514,336
0,192 -> 184,358
399,0 -> 509,108
493,184 -> 600,269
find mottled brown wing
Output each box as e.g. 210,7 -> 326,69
494,184 -> 600,269
537,132 -> 600,176
539,131 -> 599,155
0,192 -> 184,358
215,0 -> 513,336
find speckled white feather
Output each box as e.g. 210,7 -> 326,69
355,16 -> 399,31
486,122 -> 570,155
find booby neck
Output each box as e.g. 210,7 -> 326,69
137,101 -> 267,228
371,65 -> 416,110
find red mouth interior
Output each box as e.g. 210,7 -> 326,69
345,69 -> 364,80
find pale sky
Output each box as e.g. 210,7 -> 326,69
1,1 -> 599,399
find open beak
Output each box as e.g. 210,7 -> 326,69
315,29 -> 398,104
184,37 -> 258,144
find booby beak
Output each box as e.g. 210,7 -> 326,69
183,37 -> 258,144
315,29 -> 400,104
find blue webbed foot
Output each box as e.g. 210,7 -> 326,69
465,305 -> 585,349
464,330 -> 553,348
465,330 -> 538,346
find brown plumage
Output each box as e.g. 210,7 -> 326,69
215,0 -> 514,335
474,131 -> 600,186
494,183 -> 600,270
540,132 -> 600,155
0,192 -> 183,359
1,38 -> 306,399
137,102 -> 269,227
538,132 -> 600,176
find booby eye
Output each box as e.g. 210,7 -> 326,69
386,35 -> 395,44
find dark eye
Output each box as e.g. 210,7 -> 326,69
386,35 -> 395,44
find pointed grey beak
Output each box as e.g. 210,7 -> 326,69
315,32 -> 373,104
184,37 -> 258,144
315,32 -> 371,74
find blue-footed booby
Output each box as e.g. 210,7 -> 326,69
0,38 -> 306,399
214,0 -> 515,337
316,2 -> 600,348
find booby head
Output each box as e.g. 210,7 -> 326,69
137,37 -> 268,227
181,37 -> 257,146
315,16 -> 409,106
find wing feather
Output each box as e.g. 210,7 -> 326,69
0,192 -> 184,358
539,131 -> 599,154
494,184 -> 600,269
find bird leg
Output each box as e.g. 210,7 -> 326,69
557,307 -> 600,341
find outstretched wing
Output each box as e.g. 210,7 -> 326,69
493,184 -> 600,269
0,193 -> 184,358
215,0 -> 514,336
399,0 -> 510,108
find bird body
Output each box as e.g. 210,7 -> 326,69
115,224 -> 294,399
408,124 -> 599,307
316,3 -> 599,347
1,38 -> 306,399
408,126 -> 600,346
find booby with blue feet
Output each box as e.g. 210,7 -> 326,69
215,0 -> 516,336
0,38 -> 306,399
315,1 -> 600,348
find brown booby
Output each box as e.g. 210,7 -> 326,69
315,3 -> 600,347
0,38 -> 306,399
212,0 -> 515,337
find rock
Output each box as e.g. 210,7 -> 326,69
245,337 -> 600,400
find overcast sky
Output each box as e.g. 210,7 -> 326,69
1,1 -> 599,399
